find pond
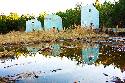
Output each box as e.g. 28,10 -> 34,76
0,41 -> 125,83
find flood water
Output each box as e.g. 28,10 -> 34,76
0,41 -> 125,83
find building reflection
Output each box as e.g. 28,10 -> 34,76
51,44 -> 61,57
82,44 -> 99,65
27,47 -> 38,52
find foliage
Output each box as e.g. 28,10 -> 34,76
112,0 -> 125,28
37,12 -> 47,28
96,0 -> 125,28
0,13 -> 35,33
96,2 -> 115,28
56,4 -> 81,29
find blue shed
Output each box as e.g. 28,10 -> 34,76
81,4 -> 99,29
26,18 -> 42,32
44,15 -> 63,31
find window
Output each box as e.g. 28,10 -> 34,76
90,23 -> 93,26
45,18 -> 51,20
89,9 -> 91,12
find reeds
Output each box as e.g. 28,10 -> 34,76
0,26 -> 108,45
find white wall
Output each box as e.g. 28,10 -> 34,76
81,4 -> 99,29
44,15 -> 63,31
26,19 -> 42,32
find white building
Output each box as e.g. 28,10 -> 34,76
26,18 -> 42,32
44,15 -> 63,31
81,4 -> 99,29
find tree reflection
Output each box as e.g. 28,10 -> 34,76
60,47 -> 83,65
96,44 -> 125,72
0,46 -> 29,60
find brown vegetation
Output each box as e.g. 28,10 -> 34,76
0,26 -> 108,45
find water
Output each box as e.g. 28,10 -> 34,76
0,41 -> 125,83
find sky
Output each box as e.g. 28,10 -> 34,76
0,0 -> 119,16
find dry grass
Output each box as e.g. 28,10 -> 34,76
0,26 -> 108,45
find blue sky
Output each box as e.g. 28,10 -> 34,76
0,0 -> 119,16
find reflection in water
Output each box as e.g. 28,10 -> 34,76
0,42 -> 125,83
0,54 -> 124,83
96,44 -> 125,72
82,44 -> 99,65
51,44 -> 61,57
60,47 -> 82,65
27,47 -> 39,56
27,47 -> 39,53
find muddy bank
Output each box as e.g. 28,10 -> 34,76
0,77 -> 15,83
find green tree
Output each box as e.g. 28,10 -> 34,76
112,0 -> 125,28
18,14 -> 28,31
96,1 -> 115,28
6,12 -> 19,31
56,4 -> 81,29
37,12 -> 47,29
0,14 -> 7,33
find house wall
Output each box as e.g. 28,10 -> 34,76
44,15 -> 63,31
26,19 -> 42,32
81,4 -> 99,29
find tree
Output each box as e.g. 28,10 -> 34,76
6,12 -> 19,31
18,14 -> 28,31
112,0 -> 125,28
37,12 -> 47,28
96,1 -> 115,28
0,14 -> 7,33
56,4 -> 81,29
